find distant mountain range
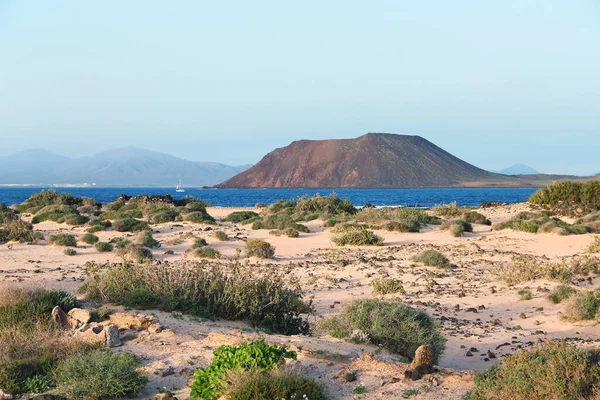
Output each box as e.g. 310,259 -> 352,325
0,147 -> 251,187
219,133 -> 523,188
493,164 -> 540,175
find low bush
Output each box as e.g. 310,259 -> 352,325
371,277 -> 405,295
48,233 -> 77,247
384,220 -> 420,233
123,245 -> 153,263
64,248 -> 77,256
355,207 -> 439,232
195,246 -> 220,259
413,250 -> 450,268
440,220 -> 472,237
81,262 -> 311,335
148,209 -> 177,224
518,289 -> 532,300
222,366 -> 327,400
109,237 -> 130,249
495,255 -> 600,286
51,348 -> 147,399
319,299 -> 445,363
432,202 -> 466,218
252,214 -> 309,233
316,318 -> 348,339
494,211 -> 592,235
212,231 -> 228,241
190,339 -> 297,400
529,180 -> 600,214
80,233 -> 99,245
137,231 -> 160,248
112,218 -> 150,233
331,229 -> 383,246
0,217 -> 43,244
466,341 -> 600,400
95,242 -> 113,252
589,236 -> 600,253
246,239 -> 276,258
464,211 -> 491,225
192,237 -> 208,248
185,211 -> 216,224
223,211 -> 260,224
563,290 -> 600,322
547,284 -> 578,304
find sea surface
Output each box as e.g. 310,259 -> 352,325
0,187 -> 539,208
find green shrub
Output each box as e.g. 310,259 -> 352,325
195,247 -> 220,259
432,202 -> 465,218
495,211 -> 591,235
192,237 -> 208,248
185,211 -> 217,224
0,204 -> 16,224
109,237 -> 130,249
320,299 -> 445,363
371,277 -> 405,295
252,214 -> 309,233
0,289 -> 77,329
286,228 -> 299,238
518,289 -> 532,300
148,210 -> 177,224
467,341 -> 600,400
190,339 -> 297,400
246,239 -> 275,258
52,348 -> 147,400
563,290 -> 600,321
222,366 -> 327,400
588,236 -> 600,253
223,211 -> 260,224
451,223 -> 465,237
295,194 -> 356,215
0,217 -> 43,244
331,229 -> 383,246
80,233 -> 99,245
87,219 -> 110,233
529,180 -> 600,213
547,284 -> 578,304
384,220 -> 420,233
464,211 -> 491,225
112,218 -> 150,233
355,207 -> 438,232
316,317 -> 348,339
137,231 -> 160,248
413,250 -> 450,268
81,262 -> 311,335
125,245 -> 153,263
48,233 -> 77,247
212,231 -> 228,241
95,242 -> 113,252
64,248 -> 77,256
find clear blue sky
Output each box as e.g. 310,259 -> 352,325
1,1 -> 598,174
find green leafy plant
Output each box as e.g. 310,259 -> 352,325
331,229 -> 384,246
190,339 -> 297,400
95,242 -> 114,252
371,277 -> 405,295
80,233 -> 99,245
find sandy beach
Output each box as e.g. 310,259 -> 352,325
1,202 -> 599,399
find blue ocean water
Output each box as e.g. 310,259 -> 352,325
0,187 -> 539,208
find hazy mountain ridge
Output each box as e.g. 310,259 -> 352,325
0,147 -> 250,187
218,133 -> 519,188
493,164 -> 540,175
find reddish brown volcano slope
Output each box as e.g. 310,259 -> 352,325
218,133 -> 513,188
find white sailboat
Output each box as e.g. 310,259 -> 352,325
176,178 -> 185,193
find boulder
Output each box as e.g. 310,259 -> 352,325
51,306 -> 68,329
410,345 -> 433,374
105,324 -> 122,348
108,312 -> 157,330
67,308 -> 91,329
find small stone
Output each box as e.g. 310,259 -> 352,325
487,350 -> 496,359
160,366 -> 176,377
105,324 -> 122,348
519,313 -> 527,319
465,307 -> 478,313
465,351 -> 473,357
148,323 -> 165,334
